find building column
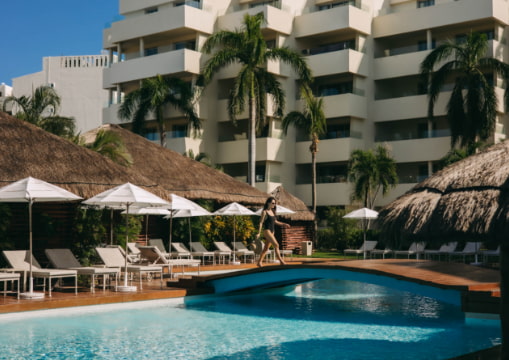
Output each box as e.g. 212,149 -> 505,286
426,29 -> 432,50
116,84 -> 122,104
139,38 -> 144,57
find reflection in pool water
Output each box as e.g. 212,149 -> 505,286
0,278 -> 501,359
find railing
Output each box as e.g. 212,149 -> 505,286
175,0 -> 202,9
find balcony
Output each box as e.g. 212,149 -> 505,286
306,49 -> 368,78
218,4 -> 293,36
216,95 -> 277,121
295,137 -> 364,164
299,93 -> 366,119
294,5 -> 370,38
166,136 -> 203,155
103,49 -> 201,87
374,0 -> 509,38
217,137 -> 285,164
103,5 -> 214,47
385,137 -> 450,163
295,183 -> 353,206
374,184 -> 415,207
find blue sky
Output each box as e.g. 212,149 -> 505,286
1,1 -> 120,86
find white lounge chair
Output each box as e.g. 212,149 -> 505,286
480,246 -> 500,263
232,242 -> 256,263
393,242 -> 426,259
171,242 -> 193,259
447,242 -> 483,263
212,242 -> 234,264
2,250 -> 77,296
189,242 -> 216,265
95,247 -> 163,289
344,240 -> 378,259
45,249 -> 119,293
370,247 -> 393,259
149,238 -> 174,259
0,271 -> 20,298
137,246 -> 200,277
126,242 -> 142,263
424,242 -> 457,260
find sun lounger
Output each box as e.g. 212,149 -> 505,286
370,247 -> 393,259
171,242 -> 193,259
232,242 -> 256,263
149,238 -> 175,259
424,242 -> 457,260
137,246 -> 200,277
480,246 -> 500,263
0,271 -> 20,299
212,242 -> 234,264
45,249 -> 119,293
95,247 -> 163,289
393,242 -> 426,259
344,240 -> 378,259
447,242 -> 483,263
2,250 -> 77,296
190,242 -> 216,265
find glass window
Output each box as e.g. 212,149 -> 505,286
417,0 -> 434,8
144,47 -> 158,56
145,7 -> 158,14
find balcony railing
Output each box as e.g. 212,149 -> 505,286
175,0 -> 202,9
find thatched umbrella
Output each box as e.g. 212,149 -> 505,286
377,140 -> 509,358
270,186 -> 315,221
84,124 -> 269,205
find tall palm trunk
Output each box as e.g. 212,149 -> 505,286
310,136 -> 318,247
248,92 -> 257,187
501,244 -> 509,359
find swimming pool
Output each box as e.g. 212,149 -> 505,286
0,278 -> 500,359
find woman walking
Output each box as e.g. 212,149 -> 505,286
256,196 -> 290,267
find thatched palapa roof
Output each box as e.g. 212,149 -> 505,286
378,140 -> 509,244
0,112 -> 168,199
271,186 -> 315,221
84,124 -> 268,205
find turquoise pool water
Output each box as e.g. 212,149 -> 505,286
0,279 -> 501,359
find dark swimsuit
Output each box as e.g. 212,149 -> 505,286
263,213 -> 276,232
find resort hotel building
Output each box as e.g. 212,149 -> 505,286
101,0 -> 509,210
11,55 -> 111,133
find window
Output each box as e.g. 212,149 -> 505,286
249,1 -> 281,9
417,0 -> 434,8
174,0 -> 201,9
175,41 -> 196,50
145,7 -> 158,14
417,39 -> 436,51
170,124 -> 187,138
144,47 -> 158,56
318,0 -> 355,11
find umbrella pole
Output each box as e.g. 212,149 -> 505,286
110,209 -> 114,245
20,199 -> 44,299
188,218 -> 191,248
168,213 -> 173,254
117,203 -> 136,292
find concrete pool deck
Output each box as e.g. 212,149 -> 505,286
0,258 -> 500,316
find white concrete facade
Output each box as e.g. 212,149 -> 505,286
101,0 -> 509,208
0,83 -> 13,113
12,55 -> 111,133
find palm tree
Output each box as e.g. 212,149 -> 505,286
348,145 -> 398,209
118,75 -> 201,147
200,12 -> 312,186
84,129 -> 133,167
3,85 -> 76,139
185,149 -> 224,171
420,32 -> 509,149
282,90 -> 326,215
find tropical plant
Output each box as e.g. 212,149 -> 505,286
113,214 -> 142,249
203,215 -> 256,249
71,208 -> 107,266
185,149 -> 223,171
348,145 -> 398,208
282,89 -> 326,215
420,31 -> 509,149
200,12 -> 312,186
118,75 -> 201,148
84,129 -> 133,167
2,85 -> 77,139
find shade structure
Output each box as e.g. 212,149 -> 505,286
169,207 -> 212,249
343,207 -> 379,259
122,207 -> 172,243
213,202 -> 255,264
0,177 -> 82,299
164,194 -> 210,253
83,183 -> 169,292
255,205 -> 295,215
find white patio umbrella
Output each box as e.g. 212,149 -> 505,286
83,183 -> 169,292
0,177 -> 82,299
343,207 -> 379,259
213,202 -> 255,265
254,204 -> 295,215
169,207 -> 211,248
122,207 -> 171,243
